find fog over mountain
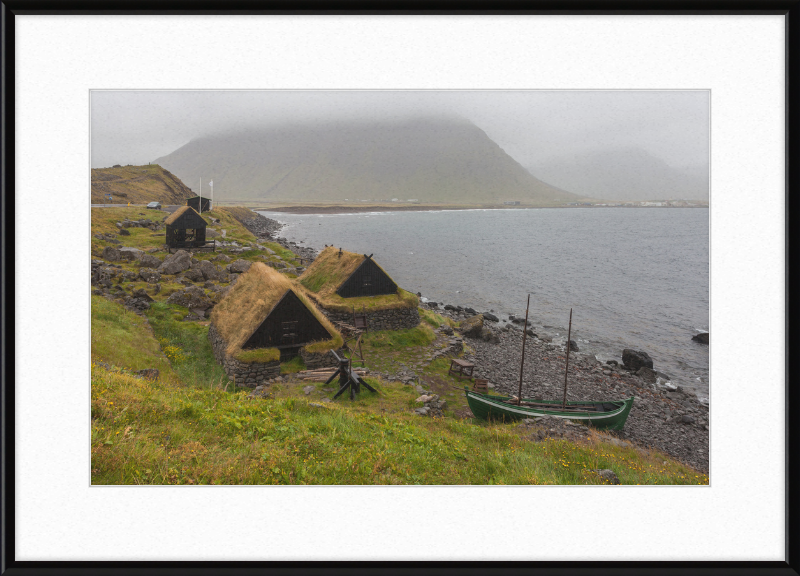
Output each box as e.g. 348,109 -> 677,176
92,91 -> 710,203
155,117 -> 576,204
529,148 -> 709,201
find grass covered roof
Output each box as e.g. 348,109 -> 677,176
298,247 -> 417,312
164,205 -> 206,226
210,262 -> 342,359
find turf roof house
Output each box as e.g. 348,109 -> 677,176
298,247 -> 420,331
209,262 -> 343,385
164,206 -> 208,250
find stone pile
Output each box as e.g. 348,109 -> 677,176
414,394 -> 447,417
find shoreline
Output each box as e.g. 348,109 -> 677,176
240,209 -> 709,473
250,204 -> 709,215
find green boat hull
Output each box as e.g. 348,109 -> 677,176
464,388 -> 634,430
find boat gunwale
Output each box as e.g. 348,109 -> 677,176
464,388 -> 633,421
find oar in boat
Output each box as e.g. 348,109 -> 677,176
561,308 -> 573,410
517,294 -> 531,405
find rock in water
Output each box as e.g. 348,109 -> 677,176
622,348 -> 654,372
692,332 -> 709,344
483,312 -> 499,322
458,314 -> 484,338
568,339 -> 579,352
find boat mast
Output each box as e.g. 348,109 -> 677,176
517,294 -> 531,405
561,308 -> 573,409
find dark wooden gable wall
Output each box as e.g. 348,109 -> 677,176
336,257 -> 398,298
187,196 -> 212,212
172,210 -> 207,229
243,289 -> 332,349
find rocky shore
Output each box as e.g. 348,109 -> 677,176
431,305 -> 709,472
231,211 -> 317,262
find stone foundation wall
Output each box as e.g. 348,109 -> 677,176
321,306 -> 420,332
300,348 -> 343,370
208,324 -> 281,387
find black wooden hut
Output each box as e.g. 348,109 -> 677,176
186,196 -> 212,212
337,254 -> 398,298
164,206 -> 208,249
210,263 -> 340,363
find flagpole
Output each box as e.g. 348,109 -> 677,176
211,181 -> 214,211
199,177 -> 202,214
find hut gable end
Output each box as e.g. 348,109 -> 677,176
187,196 -> 212,212
336,256 -> 398,298
165,206 -> 208,229
243,290 -> 332,349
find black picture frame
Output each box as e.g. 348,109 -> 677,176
2,2 -> 796,574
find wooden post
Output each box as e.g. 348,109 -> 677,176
561,308 -> 573,409
517,294 -> 531,405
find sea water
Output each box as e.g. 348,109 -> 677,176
258,208 -> 709,399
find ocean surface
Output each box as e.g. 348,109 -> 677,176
258,208 -> 710,400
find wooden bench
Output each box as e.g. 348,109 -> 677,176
448,358 -> 475,381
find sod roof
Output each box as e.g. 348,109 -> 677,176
164,205 -> 206,226
298,247 -> 417,312
210,262 -> 342,358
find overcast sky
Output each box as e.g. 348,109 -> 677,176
91,90 -> 709,171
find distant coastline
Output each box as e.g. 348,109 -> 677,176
250,203 -> 709,215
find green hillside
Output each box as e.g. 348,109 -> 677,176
155,118 -> 578,205
91,164 -> 196,204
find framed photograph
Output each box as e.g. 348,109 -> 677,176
4,4 -> 795,572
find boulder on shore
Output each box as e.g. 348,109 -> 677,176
692,332 -> 709,344
483,312 -> 499,322
636,366 -> 657,384
458,314 -> 484,338
622,348 -> 653,372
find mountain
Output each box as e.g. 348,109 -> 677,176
528,148 -> 709,202
91,164 -> 196,204
154,118 -> 578,205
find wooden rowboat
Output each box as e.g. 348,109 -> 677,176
464,388 -> 634,430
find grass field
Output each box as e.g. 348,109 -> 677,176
91,297 -> 707,485
90,206 -> 708,485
